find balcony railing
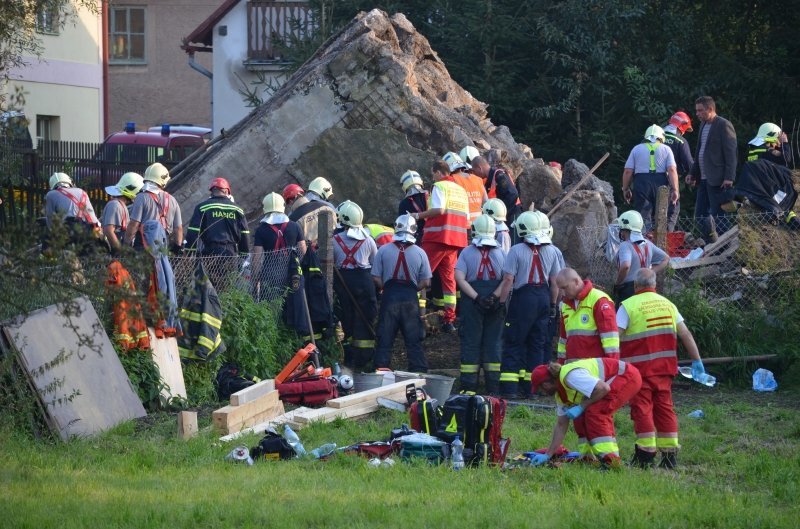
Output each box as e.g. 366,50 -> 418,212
247,1 -> 315,62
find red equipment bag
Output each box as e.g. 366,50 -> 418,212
408,399 -> 439,435
276,377 -> 338,406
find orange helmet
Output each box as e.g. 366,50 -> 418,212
668,111 -> 693,134
209,177 -> 231,192
282,183 -> 304,202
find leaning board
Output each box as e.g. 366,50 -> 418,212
2,296 -> 146,440
148,328 -> 187,401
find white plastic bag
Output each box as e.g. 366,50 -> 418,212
605,224 -> 621,263
752,368 -> 778,392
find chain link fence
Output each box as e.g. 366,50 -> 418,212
577,210 -> 800,308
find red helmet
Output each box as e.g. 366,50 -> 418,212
209,177 -> 231,192
668,111 -> 693,134
282,183 -> 304,202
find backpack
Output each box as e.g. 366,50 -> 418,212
215,362 -> 259,401
435,394 -> 509,466
408,398 -> 439,435
250,429 -> 296,461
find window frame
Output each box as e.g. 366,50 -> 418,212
36,8 -> 60,35
109,6 -> 147,65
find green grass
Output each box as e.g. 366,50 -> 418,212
1,385 -> 799,529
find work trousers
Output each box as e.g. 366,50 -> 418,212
458,280 -> 503,394
695,180 -> 734,236
420,241 -> 459,323
500,284 -> 550,398
334,268 -> 377,369
633,172 -> 676,233
573,363 -> 642,462
629,374 -> 679,453
374,281 -> 426,372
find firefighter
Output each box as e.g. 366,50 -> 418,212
251,192 -> 306,299
371,214 -> 432,372
289,178 -> 336,251
185,177 -> 250,290
663,111 -> 695,231
454,214 -> 507,394
102,172 -> 144,254
556,267 -> 619,363
124,162 -> 183,252
306,176 -> 335,209
467,154 -> 522,225
365,223 -> 394,248
747,122 -> 792,167
443,151 -> 486,223
44,172 -> 101,254
496,211 -> 565,398
333,200 -> 378,370
282,183 -> 306,215
410,160 -> 470,333
618,268 -> 706,469
530,357 -> 642,467
481,198 -> 511,253
613,210 -> 668,305
397,169 -> 428,240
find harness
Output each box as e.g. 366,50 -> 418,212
407,192 -> 428,214
646,143 -> 657,173
390,242 -> 412,284
145,191 -> 170,231
477,247 -> 497,280
268,222 -> 289,250
334,234 -> 366,269
631,241 -> 650,268
526,243 -> 546,286
55,188 -> 92,224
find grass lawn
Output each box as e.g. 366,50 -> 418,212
1,382 -> 799,529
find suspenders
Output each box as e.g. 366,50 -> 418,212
55,188 -> 92,223
477,247 -> 497,280
526,244 -> 546,286
334,234 -> 366,268
268,222 -> 289,250
391,242 -> 412,283
631,241 -> 650,268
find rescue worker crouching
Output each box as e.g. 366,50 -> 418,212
332,200 -> 378,370
497,211 -> 565,399
613,210 -> 668,305
102,172 -> 144,254
454,214 -> 507,394
371,214 -> 433,372
747,122 -> 792,167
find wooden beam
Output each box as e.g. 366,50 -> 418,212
326,378 -> 425,409
226,401 -> 285,435
230,379 -> 275,406
177,411 -> 198,440
218,407 -> 313,442
547,152 -> 610,218
293,400 -> 380,424
702,226 -> 739,255
212,390 -> 279,432
677,354 -> 777,366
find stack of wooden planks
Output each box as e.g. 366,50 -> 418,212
212,379 -> 285,435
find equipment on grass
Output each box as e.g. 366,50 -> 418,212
435,394 -> 509,465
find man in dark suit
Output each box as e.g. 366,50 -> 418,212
687,96 -> 738,237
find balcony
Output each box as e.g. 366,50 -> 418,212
246,0 -> 315,69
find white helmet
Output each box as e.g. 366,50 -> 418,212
513,210 -> 552,244
337,200 -> 363,227
442,151 -> 469,173
400,170 -> 423,192
481,198 -> 507,221
106,172 -> 144,200
262,192 -> 285,214
459,146 -> 480,165
393,213 -> 417,243
749,122 -> 782,146
308,176 -> 333,200
143,162 -> 170,187
49,172 -> 73,190
644,124 -> 665,143
617,210 -> 644,233
472,214 -> 497,247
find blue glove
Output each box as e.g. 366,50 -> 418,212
565,405 -> 584,420
691,360 -> 706,381
530,453 -> 550,466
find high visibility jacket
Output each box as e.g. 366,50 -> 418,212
106,260 -> 150,351
486,167 -> 521,207
185,196 -> 250,255
558,280 -> 619,362
178,261 -> 225,361
555,357 -> 629,406
619,289 -> 678,377
452,172 -> 485,222
422,178 -> 469,247
365,224 -> 394,247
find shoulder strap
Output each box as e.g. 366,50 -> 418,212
56,188 -> 91,223
631,241 -> 649,268
268,222 -> 288,250
391,242 -> 412,283
526,244 -> 546,286
477,247 -> 497,280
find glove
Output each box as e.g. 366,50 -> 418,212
549,303 -> 558,320
565,405 -> 584,420
478,294 -> 500,313
530,453 -> 550,466
691,360 -> 706,381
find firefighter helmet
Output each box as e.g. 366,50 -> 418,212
442,151 -> 468,173
262,192 -> 285,214
618,210 -> 644,233
282,183 -> 304,202
459,145 -> 480,165
393,213 -> 417,243
644,124 -> 665,143
143,162 -> 170,187
209,177 -> 231,193
308,177 -> 333,200
337,200 -> 363,227
400,170 -> 423,192
107,172 -> 144,200
472,214 -> 497,245
750,122 -> 782,146
668,111 -> 693,134
513,210 -> 552,244
49,172 -> 73,190
481,198 -> 507,221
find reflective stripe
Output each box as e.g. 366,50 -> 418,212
442,293 -> 457,305
197,333 -> 222,352
566,329 -> 598,337
483,363 -> 501,372
187,226 -> 201,232
646,143 -> 656,172
599,331 -> 619,340
656,434 -> 680,450
500,372 -> 519,382
461,364 -> 480,374
351,339 -> 375,348
624,350 -> 676,364
590,436 -> 619,458
620,328 -> 677,342
179,309 -> 222,329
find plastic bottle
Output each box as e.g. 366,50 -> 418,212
678,367 -> 717,387
309,443 -> 337,459
451,436 -> 465,470
283,425 -> 306,456
333,362 -> 342,377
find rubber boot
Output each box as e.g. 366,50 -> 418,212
630,445 -> 656,469
659,452 -> 678,470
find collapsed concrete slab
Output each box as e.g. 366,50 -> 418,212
169,9 -> 559,225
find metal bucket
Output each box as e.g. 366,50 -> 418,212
393,370 -> 421,385
353,372 -> 386,393
421,374 -> 455,404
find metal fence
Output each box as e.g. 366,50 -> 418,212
577,211 -> 800,309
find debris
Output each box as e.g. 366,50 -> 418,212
687,410 -> 704,418
752,368 -> 778,392
225,446 -> 254,465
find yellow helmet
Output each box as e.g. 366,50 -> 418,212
459,146 -> 480,165
644,124 -> 665,143
513,210 -> 552,244
308,176 -> 333,200
49,172 -> 73,190
749,122 -> 782,146
143,162 -> 170,187
472,214 -> 497,245
110,172 -> 144,200
262,192 -> 285,214
481,198 -> 507,221
336,200 -> 363,227
400,170 -> 423,192
617,210 -> 644,233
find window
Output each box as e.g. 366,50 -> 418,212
36,8 -> 60,35
36,115 -> 59,144
110,7 -> 146,63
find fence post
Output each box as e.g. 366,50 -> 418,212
654,186 -> 669,249
318,212 -> 334,304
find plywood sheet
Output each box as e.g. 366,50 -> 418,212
147,328 -> 187,401
3,296 -> 146,440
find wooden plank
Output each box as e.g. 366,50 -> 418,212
294,400 -> 380,424
177,411 -> 198,440
225,401 -> 285,435
230,379 -> 275,406
219,406 -> 312,442
547,152 -> 610,218
670,254 -> 732,270
2,296 -> 146,441
212,390 -> 279,432
326,378 -> 425,409
147,328 -> 187,401
702,226 -> 739,255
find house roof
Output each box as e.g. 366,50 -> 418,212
182,0 -> 241,52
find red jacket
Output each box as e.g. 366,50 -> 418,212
558,280 -> 619,362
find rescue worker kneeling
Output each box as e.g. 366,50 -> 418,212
529,358 -> 642,468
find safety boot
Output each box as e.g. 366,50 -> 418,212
630,445 -> 656,469
659,452 -> 678,470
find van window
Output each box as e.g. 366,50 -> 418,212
98,144 -> 164,164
